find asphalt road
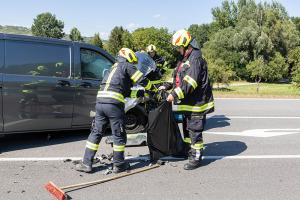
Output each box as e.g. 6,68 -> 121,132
1,98 -> 300,200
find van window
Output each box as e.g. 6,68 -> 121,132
0,40 -> 4,70
80,49 -> 112,80
5,40 -> 70,77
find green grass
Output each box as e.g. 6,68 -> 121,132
213,83 -> 300,98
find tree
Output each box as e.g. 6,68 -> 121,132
122,30 -> 135,50
291,63 -> 300,87
205,0 -> 300,82
288,47 -> 300,86
207,58 -> 235,88
255,31 -> 273,60
264,52 -> 288,82
188,24 -> 211,48
291,17 -> 300,38
288,47 -> 300,68
246,57 -> 266,92
132,27 -> 177,66
203,27 -> 241,74
291,17 -> 300,30
107,26 -> 125,55
31,12 -> 65,39
89,33 -> 103,48
212,0 -> 238,29
233,20 -> 260,63
69,27 -> 83,42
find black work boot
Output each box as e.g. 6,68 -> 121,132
75,161 -> 92,173
183,151 -> 202,170
113,161 -> 130,173
183,159 -> 201,170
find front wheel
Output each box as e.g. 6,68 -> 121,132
125,107 -> 147,134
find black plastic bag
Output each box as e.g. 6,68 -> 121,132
147,101 -> 187,161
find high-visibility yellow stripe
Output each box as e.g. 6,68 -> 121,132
104,65 -> 118,91
144,80 -> 152,90
174,87 -> 184,99
184,138 -> 191,144
130,90 -> 138,98
150,80 -> 162,85
97,91 -> 125,103
131,70 -> 143,83
173,102 -> 214,112
113,145 -> 125,152
183,75 -> 198,89
86,141 -> 99,151
191,143 -> 204,150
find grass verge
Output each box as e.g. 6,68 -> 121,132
213,83 -> 300,98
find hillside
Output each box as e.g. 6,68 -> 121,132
0,25 -> 32,35
0,25 -> 95,42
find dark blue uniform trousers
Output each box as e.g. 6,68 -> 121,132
183,114 -> 206,161
83,103 -> 126,166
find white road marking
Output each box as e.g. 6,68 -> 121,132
206,129 -> 300,137
0,157 -> 82,161
203,155 -> 300,159
208,116 -> 300,119
1,155 -> 300,162
215,98 -> 300,101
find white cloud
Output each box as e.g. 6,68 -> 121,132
153,14 -> 161,19
127,22 -> 139,29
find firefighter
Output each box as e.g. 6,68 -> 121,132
146,44 -> 166,74
75,48 -> 153,173
160,29 -> 214,170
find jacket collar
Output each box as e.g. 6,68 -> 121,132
116,56 -> 127,63
186,48 -> 202,62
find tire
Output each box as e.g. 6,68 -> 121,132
125,106 -> 147,134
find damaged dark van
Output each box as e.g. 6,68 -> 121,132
0,33 -> 115,134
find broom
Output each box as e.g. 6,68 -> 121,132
45,164 -> 161,200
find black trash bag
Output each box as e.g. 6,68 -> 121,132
147,101 -> 187,161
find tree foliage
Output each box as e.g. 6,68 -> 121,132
31,12 -> 65,39
212,0 -> 238,29
202,0 -> 300,85
122,30 -> 135,50
207,59 -> 235,87
288,47 -> 300,85
69,27 -> 83,41
106,26 -> 125,56
89,33 -> 103,48
246,56 -> 265,83
188,24 -> 211,48
132,27 -> 177,66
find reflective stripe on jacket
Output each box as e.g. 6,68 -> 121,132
97,56 -> 152,105
170,48 -> 214,115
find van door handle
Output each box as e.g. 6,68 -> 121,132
80,82 -> 92,88
56,80 -> 71,87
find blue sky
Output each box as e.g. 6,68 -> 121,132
1,0 -> 299,39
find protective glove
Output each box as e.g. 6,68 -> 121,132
158,85 -> 166,90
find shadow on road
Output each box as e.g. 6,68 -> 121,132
202,140 -> 247,166
205,115 -> 231,130
0,130 -> 90,154
119,140 -> 247,170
